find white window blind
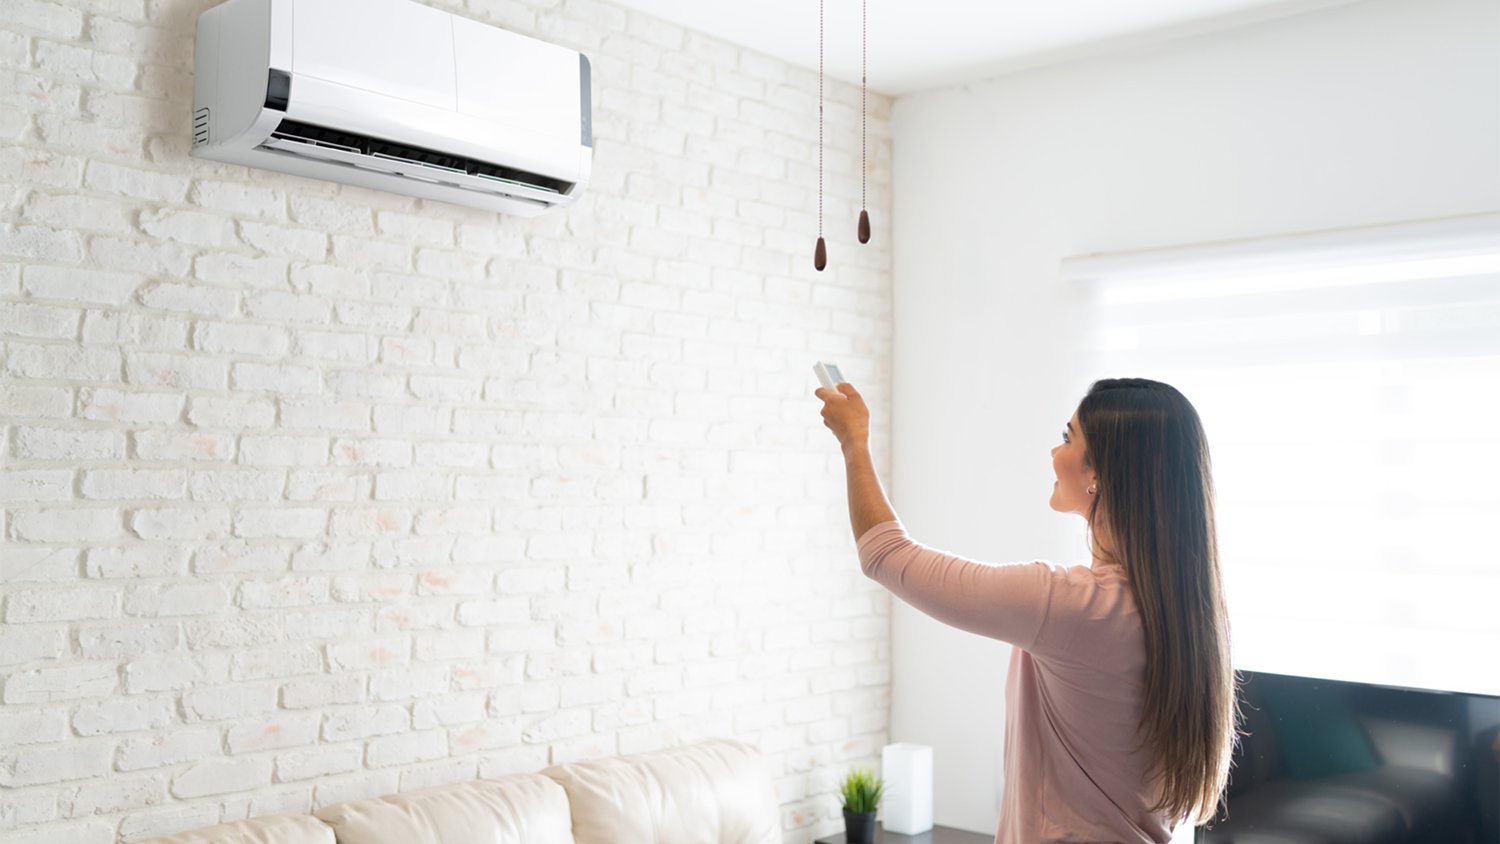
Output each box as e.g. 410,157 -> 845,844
1064,214 -> 1500,697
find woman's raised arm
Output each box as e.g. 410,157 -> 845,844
815,381 -> 898,541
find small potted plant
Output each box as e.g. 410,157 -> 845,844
838,766 -> 884,844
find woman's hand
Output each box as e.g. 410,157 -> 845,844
816,382 -> 870,455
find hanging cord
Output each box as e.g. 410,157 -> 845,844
814,0 -> 827,271
857,0 -> 870,244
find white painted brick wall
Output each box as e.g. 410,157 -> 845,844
0,0 -> 892,841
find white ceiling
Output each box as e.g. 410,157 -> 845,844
609,0 -> 1361,95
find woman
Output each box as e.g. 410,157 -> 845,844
815,376 -> 1239,843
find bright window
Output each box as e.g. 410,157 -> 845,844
1065,214 -> 1500,696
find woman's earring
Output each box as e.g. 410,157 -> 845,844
1087,484 -> 1097,496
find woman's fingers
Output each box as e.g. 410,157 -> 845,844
818,379 -> 869,444
815,386 -> 850,402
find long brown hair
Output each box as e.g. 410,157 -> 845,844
1077,378 -> 1241,825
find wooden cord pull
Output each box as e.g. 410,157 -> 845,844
857,0 -> 869,246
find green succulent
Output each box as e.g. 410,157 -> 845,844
839,766 -> 884,814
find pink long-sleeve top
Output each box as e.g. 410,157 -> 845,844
857,520 -> 1176,844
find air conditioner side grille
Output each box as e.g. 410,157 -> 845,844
266,119 -> 573,196
193,107 -> 210,147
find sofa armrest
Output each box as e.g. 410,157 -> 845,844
1359,716 -> 1457,777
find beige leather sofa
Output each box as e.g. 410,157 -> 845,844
140,739 -> 781,844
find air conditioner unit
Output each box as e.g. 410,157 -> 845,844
191,0 -> 592,216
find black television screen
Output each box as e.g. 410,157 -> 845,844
1198,669 -> 1500,844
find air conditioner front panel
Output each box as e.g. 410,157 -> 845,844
291,0 -> 457,110
453,15 -> 582,148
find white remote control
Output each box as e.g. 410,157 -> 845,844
813,361 -> 845,391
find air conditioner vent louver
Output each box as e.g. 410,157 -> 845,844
265,119 -> 574,196
193,107 -> 210,146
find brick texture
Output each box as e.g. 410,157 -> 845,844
0,0 -> 893,841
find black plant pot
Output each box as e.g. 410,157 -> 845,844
843,809 -> 877,844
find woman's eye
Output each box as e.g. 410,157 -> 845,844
1061,430 -> 1070,444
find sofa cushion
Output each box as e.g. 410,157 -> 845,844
314,774 -> 573,844
543,739 -> 781,844
137,814 -> 335,844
